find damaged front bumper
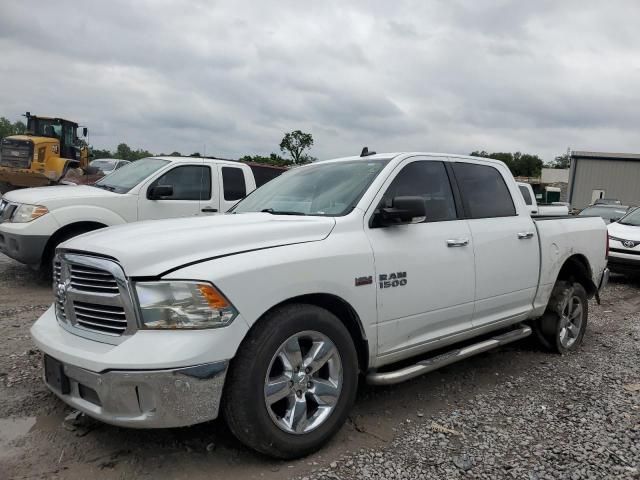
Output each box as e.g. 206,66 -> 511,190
44,356 -> 228,428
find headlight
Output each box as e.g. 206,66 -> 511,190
11,204 -> 49,223
134,281 -> 238,329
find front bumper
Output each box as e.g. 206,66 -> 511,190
0,227 -> 48,265
44,356 -> 228,428
608,254 -> 640,274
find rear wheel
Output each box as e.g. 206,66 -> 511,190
223,304 -> 358,459
534,281 -> 588,354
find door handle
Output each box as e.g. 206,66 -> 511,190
201,207 -> 218,213
517,232 -> 534,239
446,239 -> 469,247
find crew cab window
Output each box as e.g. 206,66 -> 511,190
518,185 -> 533,206
453,162 -> 516,218
222,167 -> 246,201
150,165 -> 211,200
381,161 -> 457,222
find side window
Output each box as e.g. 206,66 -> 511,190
380,161 -> 457,222
518,185 -> 533,206
222,167 -> 247,201
150,165 -> 211,200
452,162 -> 516,218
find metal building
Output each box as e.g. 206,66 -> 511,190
568,151 -> 640,208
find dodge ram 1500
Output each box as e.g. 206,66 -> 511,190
31,152 -> 609,458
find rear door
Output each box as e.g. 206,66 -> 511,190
138,161 -> 211,220
451,160 -> 540,328
218,165 -> 251,212
365,157 -> 476,360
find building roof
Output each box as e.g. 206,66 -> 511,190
571,151 -> 640,161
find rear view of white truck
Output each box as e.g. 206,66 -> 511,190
31,152 -> 608,458
517,181 -> 569,216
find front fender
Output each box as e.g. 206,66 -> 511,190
161,236 -> 378,362
51,205 -> 128,227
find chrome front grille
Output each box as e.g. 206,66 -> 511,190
53,252 -> 137,344
53,259 -> 66,321
69,264 -> 119,293
73,301 -> 128,334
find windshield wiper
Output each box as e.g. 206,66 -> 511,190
260,208 -> 307,216
92,183 -> 115,192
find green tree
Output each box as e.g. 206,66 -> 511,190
116,143 -> 133,160
279,130 -> 314,164
470,150 -> 543,177
169,151 -> 182,157
91,148 -> 113,159
239,153 -> 292,167
189,152 -> 201,157
551,153 -> 570,169
0,117 -> 26,139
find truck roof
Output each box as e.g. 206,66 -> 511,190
149,156 -> 287,170
317,152 -> 508,168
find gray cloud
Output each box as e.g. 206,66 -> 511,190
1,0 -> 640,161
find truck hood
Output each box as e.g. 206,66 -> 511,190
608,221 -> 640,241
4,185 -> 120,205
61,213 -> 336,276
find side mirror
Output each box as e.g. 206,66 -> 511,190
378,196 -> 426,226
148,185 -> 173,200
82,127 -> 88,137
84,166 -> 99,175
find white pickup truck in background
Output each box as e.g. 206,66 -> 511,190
517,182 -> 570,216
0,157 -> 284,269
31,152 -> 608,459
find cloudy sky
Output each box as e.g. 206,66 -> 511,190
1,0 -> 639,162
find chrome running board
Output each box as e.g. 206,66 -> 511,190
366,326 -> 532,386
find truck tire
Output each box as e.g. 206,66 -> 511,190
534,281 -> 588,354
223,304 -> 358,459
41,226 -> 100,279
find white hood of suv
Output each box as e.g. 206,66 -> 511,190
4,185 -> 119,205
608,221 -> 640,241
61,213 -> 336,276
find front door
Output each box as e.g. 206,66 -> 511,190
138,162 -> 211,220
365,158 -> 475,361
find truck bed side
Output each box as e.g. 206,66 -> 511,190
531,216 -> 608,316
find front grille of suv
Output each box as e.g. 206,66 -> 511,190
53,253 -> 137,344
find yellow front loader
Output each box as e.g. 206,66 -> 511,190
0,112 -> 90,192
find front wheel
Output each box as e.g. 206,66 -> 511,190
534,281 -> 588,354
223,304 -> 358,459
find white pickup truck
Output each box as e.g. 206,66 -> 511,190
0,156 -> 284,269
517,182 -> 569,216
31,152 -> 609,459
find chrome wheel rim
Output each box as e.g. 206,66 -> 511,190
264,330 -> 342,434
559,293 -> 583,348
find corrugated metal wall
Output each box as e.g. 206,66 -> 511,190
570,159 -> 640,208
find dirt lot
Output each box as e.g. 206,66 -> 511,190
1,252 -> 638,479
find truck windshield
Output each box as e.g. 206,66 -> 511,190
618,208 -> 640,226
231,159 -> 390,216
94,158 -> 169,193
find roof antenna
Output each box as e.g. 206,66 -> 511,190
360,146 -> 376,157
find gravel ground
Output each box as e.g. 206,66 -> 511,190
299,280 -> 640,480
1,251 -> 639,479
